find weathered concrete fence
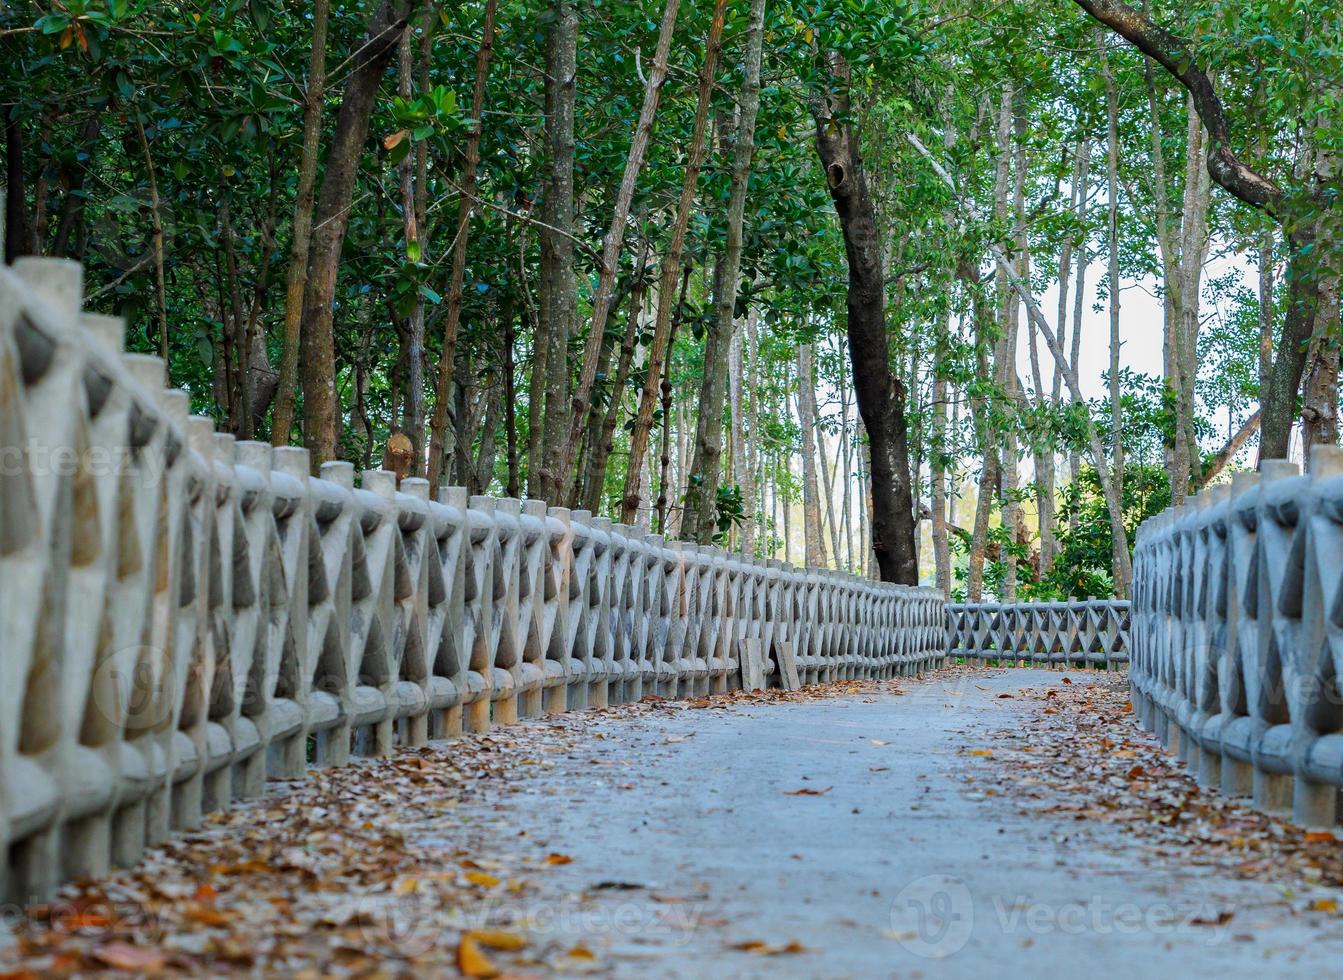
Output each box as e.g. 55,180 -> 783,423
1130,451 -> 1343,829
0,258 -> 946,905
946,601 -> 1131,667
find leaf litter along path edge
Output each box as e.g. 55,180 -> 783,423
6,668 -> 1343,977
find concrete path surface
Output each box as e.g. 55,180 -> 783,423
427,667 -> 1343,978
8,667 -> 1343,978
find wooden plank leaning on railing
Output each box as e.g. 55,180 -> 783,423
0,257 -> 946,906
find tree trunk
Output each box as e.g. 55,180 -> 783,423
930,364 -> 951,594
427,0 -> 498,491
1100,35 -> 1127,592
534,0 -> 580,503
619,0 -> 729,523
272,0 -> 329,447
581,256 -> 649,513
4,107 -> 29,264
796,345 -> 828,568
809,52 -> 918,585
300,0 -> 412,464
655,269 -> 693,532
680,0 -> 767,542
557,0 -> 683,500
735,310 -> 759,555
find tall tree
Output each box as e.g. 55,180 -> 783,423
681,0 -> 767,543
809,50 -> 918,584
300,0 -> 414,463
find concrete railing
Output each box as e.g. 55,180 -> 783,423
0,258 -> 947,905
1130,451 -> 1343,828
946,601 -> 1131,668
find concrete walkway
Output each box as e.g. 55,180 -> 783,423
431,668 -> 1343,978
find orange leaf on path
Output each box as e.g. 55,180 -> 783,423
457,935 -> 499,978
467,929 -> 527,951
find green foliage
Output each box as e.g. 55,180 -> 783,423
1031,464 -> 1172,599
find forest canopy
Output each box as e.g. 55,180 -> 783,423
2,0 -> 1339,600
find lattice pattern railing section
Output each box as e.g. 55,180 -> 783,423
0,258 -> 946,905
946,601 -> 1131,667
1130,452 -> 1343,829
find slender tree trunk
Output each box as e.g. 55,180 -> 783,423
134,116 -> 169,373
582,254 -> 649,512
300,0 -> 413,463
655,269 -> 693,532
534,0 -> 580,503
272,0 -> 329,447
557,0 -> 683,499
736,310 -> 759,555
501,285 -> 521,498
51,114 -> 101,258
1100,35 -> 1127,593
796,344 -> 828,567
619,0 -> 729,523
1069,140 -> 1092,504
681,0 -> 767,541
930,365 -> 951,594
426,0 -> 498,491
4,107 -> 29,264
819,392 -> 844,564
809,52 -> 918,584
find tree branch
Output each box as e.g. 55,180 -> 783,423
1069,0 -> 1283,215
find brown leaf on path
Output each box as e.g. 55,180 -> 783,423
1304,831 -> 1336,844
1310,898 -> 1339,913
466,870 -> 502,887
783,786 -> 832,796
545,852 -> 573,865
966,749 -> 993,757
458,935 -> 500,977
90,942 -> 167,972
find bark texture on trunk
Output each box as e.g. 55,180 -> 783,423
619,0 -> 729,524
681,0 -> 767,543
426,0 -> 499,492
272,0 -> 329,447
809,52 -> 918,585
557,0 -> 682,501
536,0 -> 579,504
796,344 -> 828,568
300,0 -> 413,464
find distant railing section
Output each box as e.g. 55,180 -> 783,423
0,258 -> 946,905
1130,453 -> 1343,829
946,601 -> 1131,668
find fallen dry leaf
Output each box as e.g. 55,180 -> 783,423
90,942 -> 167,972
545,852 -> 574,865
466,929 -> 528,951
457,935 -> 499,978
783,786 -> 833,796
